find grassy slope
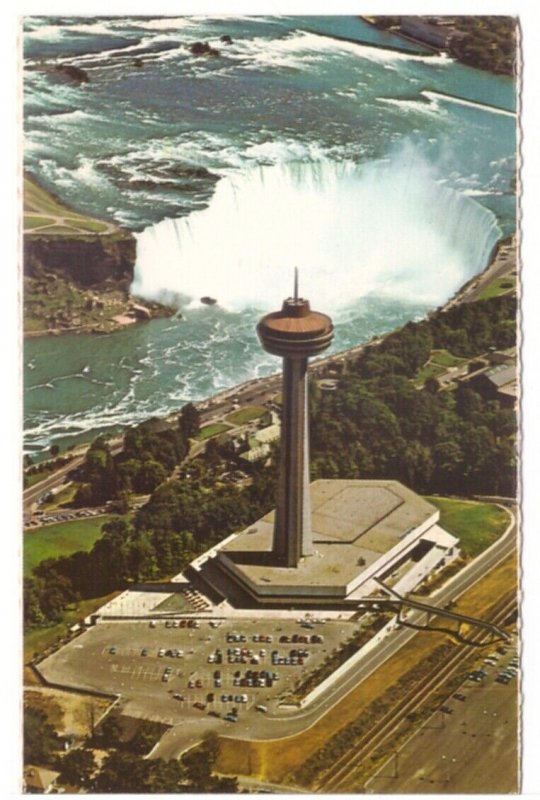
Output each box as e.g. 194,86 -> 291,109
24,175 -> 117,238
423,496 -> 510,558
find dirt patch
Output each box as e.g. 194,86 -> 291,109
24,687 -> 113,737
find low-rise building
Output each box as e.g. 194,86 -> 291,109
23,765 -> 60,794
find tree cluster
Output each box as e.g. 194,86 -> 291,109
73,403 -> 200,506
24,462 -> 276,627
310,294 -> 516,497
448,16 -> 517,76
60,726 -> 235,793
370,16 -> 516,76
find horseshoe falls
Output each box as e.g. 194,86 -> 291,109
23,15 -> 516,456
131,150 -> 502,313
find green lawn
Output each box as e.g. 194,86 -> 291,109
67,217 -> 109,233
24,514 -> 119,576
430,349 -> 467,368
25,215 -> 55,229
197,422 -> 232,441
423,496 -> 511,558
40,484 -> 79,512
413,363 -> 446,387
225,405 -> 267,425
478,276 -> 516,301
24,470 -> 51,489
153,593 -> 193,613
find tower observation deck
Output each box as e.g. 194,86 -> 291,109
257,274 -> 333,567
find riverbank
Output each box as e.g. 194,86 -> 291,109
177,233 -> 518,421
24,273 -> 173,337
23,229 -> 518,469
360,16 -> 517,76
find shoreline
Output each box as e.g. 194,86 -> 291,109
23,233 -> 517,462
180,233 -> 518,417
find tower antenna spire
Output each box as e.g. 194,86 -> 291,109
294,267 -> 299,301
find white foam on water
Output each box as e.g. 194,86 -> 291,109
421,90 -> 515,117
132,144 -> 501,314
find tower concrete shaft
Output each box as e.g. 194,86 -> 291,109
257,292 -> 333,567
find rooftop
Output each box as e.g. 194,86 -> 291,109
218,480 -> 438,592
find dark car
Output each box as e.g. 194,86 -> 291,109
440,706 -> 453,715
453,693 -> 466,702
194,702 -> 206,710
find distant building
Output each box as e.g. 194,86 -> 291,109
470,363 -> 517,407
23,765 -> 60,794
400,16 -> 467,49
458,348 -> 517,408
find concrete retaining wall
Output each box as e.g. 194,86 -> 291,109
299,617 -> 397,708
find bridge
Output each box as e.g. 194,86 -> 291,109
362,579 -> 510,644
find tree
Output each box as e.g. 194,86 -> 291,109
24,707 -> 60,765
58,748 -> 96,788
180,402 -> 201,439
133,458 -> 167,494
93,750 -> 151,793
94,714 -> 123,749
128,721 -> 164,755
147,759 -> 187,793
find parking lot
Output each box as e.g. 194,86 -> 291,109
38,616 -> 361,726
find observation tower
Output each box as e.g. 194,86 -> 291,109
257,271 -> 334,567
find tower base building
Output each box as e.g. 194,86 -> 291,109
192,479 -> 459,608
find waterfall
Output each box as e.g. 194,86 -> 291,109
131,146 -> 502,313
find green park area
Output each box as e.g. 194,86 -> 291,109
225,405 -> 267,425
478,275 -> 516,301
197,422 -> 232,441
424,495 -> 510,558
24,514 -> 118,576
413,349 -> 467,387
24,176 -> 113,238
429,349 -> 467,368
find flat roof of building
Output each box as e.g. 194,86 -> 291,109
218,480 -> 437,590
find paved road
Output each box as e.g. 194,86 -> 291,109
23,456 -> 85,514
365,644 -> 519,793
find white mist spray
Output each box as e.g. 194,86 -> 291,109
131,144 -> 501,312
